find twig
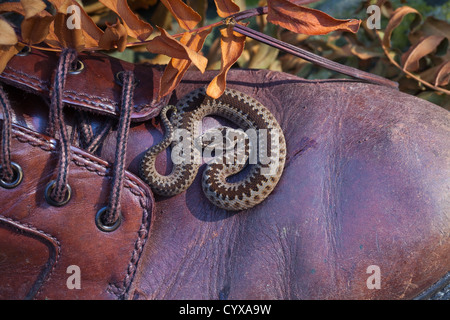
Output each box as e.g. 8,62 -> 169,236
232,23 -> 398,88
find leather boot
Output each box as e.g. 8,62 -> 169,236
0,49 -> 448,300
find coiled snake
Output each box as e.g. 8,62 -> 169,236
139,87 -> 286,211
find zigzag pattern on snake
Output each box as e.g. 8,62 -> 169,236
139,87 -> 286,211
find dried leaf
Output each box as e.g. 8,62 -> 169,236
0,19 -> 18,45
409,17 -> 450,46
206,25 -> 246,98
52,0 -> 85,51
98,19 -> 128,52
0,2 -> 25,15
382,6 -> 421,49
187,0 -> 207,27
150,2 -> 173,31
160,0 -> 202,31
267,0 -> 360,36
435,61 -> 450,87
20,0 -> 46,19
159,28 -> 212,99
401,35 -> 446,72
99,0 -> 153,41
213,0 -> 240,18
21,15 -> 55,45
48,0 -> 104,48
146,27 -> 208,72
246,42 -> 279,69
0,44 -> 22,73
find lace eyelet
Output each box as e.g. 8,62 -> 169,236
44,180 -> 72,207
0,162 -> 23,189
115,71 -> 139,88
68,59 -> 84,75
95,207 -> 122,232
16,46 -> 31,57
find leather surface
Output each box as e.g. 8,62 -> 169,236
0,124 -> 154,299
0,50 -> 449,299
0,49 -> 168,121
126,71 -> 450,299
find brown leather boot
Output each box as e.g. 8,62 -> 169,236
0,49 -> 448,300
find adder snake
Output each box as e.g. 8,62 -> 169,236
139,87 -> 286,211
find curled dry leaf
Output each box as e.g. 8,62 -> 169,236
160,0 -> 202,31
146,27 -> 208,73
98,19 -> 128,52
382,6 -> 421,49
48,0 -> 103,49
159,28 -> 212,99
213,0 -> 240,18
435,61 -> 450,87
20,0 -> 54,45
21,15 -> 55,45
0,44 -> 23,73
401,35 -> 446,72
187,0 -> 208,27
0,19 -> 18,46
409,16 -> 450,47
206,25 -> 246,99
267,0 -> 360,36
99,0 -> 152,41
0,2 -> 25,15
0,18 -> 21,73
52,0 -> 85,51
20,0 -> 46,19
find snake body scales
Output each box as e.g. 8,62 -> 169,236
139,87 -> 286,211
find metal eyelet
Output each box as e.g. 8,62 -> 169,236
68,59 -> 84,75
95,207 -> 122,232
0,162 -> 23,189
44,180 -> 72,207
16,46 -> 31,57
115,71 -> 139,88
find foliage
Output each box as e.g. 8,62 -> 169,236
0,0 -> 448,108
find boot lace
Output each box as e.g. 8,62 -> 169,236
0,48 -> 136,232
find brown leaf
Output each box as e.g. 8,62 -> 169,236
159,28 -> 212,99
150,2 -> 173,31
0,44 -> 23,73
0,2 -> 25,15
98,19 -> 128,52
21,15 -> 55,45
213,0 -> 240,18
160,0 -> 202,31
19,0 -> 54,45
267,0 -> 360,36
52,0 -> 85,51
99,0 -> 152,41
0,19 -> 18,45
187,0 -> 208,27
206,25 -> 246,99
146,27 -> 208,72
382,6 -> 422,49
401,35 -> 446,72
246,42 -> 279,69
48,0 -> 104,49
20,0 -> 46,19
435,61 -> 450,87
